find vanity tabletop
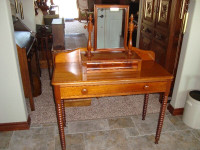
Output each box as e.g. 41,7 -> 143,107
51,49 -> 173,86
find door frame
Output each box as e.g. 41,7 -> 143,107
136,0 -> 144,48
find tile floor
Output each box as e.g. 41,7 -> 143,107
1,113 -> 200,150
64,33 -> 87,50
2,21 -> 199,150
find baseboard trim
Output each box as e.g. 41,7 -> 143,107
167,104 -> 184,116
0,115 -> 31,131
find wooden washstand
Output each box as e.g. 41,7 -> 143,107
51,5 -> 173,150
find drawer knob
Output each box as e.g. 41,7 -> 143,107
81,88 -> 88,94
144,85 -> 149,90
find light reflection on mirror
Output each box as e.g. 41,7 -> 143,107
97,8 -> 126,49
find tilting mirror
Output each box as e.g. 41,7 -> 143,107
81,5 -> 141,74
94,5 -> 129,50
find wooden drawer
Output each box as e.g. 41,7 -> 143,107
60,82 -> 167,99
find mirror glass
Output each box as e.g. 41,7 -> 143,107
94,5 -> 129,50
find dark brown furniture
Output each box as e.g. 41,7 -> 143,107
52,18 -> 65,50
139,0 -> 190,92
14,28 -> 41,111
36,26 -> 53,79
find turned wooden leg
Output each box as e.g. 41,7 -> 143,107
54,86 -> 66,150
61,100 -> 66,127
159,93 -> 164,103
56,103 -> 66,150
142,94 -> 149,120
34,41 -> 41,77
155,93 -> 168,144
44,37 -> 51,80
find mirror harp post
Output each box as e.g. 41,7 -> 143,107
128,14 -> 134,55
84,14 -> 93,59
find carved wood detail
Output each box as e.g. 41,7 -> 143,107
142,94 -> 149,120
155,94 -> 168,144
61,100 -> 66,127
84,14 -> 93,59
56,103 -> 66,150
144,0 -> 153,19
128,14 -> 134,55
158,0 -> 170,23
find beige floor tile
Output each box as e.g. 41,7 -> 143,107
168,115 -> 192,130
9,126 -> 55,150
84,129 -> 128,150
132,113 -> 176,135
128,135 -> 156,150
155,130 -> 200,150
30,126 -> 55,135
191,129 -> 200,140
55,134 -> 85,150
124,127 -> 139,137
0,131 -> 13,149
68,119 -> 109,134
108,117 -> 135,129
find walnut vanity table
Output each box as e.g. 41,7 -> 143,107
51,5 -> 173,150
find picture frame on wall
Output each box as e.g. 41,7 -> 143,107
19,1 -> 24,20
14,0 -> 19,13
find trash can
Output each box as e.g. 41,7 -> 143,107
183,90 -> 200,129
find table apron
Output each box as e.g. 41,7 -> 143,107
59,81 -> 167,99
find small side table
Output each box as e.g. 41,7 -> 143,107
36,29 -> 53,79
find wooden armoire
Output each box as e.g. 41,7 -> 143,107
139,0 -> 189,91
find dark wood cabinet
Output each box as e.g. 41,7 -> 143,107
140,0 -> 172,66
14,19 -> 41,111
139,0 -> 189,92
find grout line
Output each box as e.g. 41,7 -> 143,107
8,131 -> 14,149
191,130 -> 200,142
105,118 -> 110,131
131,116 -> 141,136
164,115 -> 177,131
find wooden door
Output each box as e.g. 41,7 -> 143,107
97,9 -> 106,48
141,0 -> 172,66
139,0 -> 156,50
97,9 -> 123,49
139,0 -> 190,93
105,9 -> 123,48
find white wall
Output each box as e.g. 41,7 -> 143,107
0,0 -> 28,123
170,0 -> 200,108
20,0 -> 36,32
10,0 -> 36,32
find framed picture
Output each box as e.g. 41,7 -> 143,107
158,0 -> 170,23
14,0 -> 19,13
144,0 -> 153,19
19,1 -> 24,20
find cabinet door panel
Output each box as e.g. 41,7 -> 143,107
139,33 -> 152,50
155,0 -> 172,30
141,23 -> 154,37
142,0 -> 156,26
154,30 -> 168,46
152,42 -> 166,66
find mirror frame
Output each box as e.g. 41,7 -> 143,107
94,4 -> 130,51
